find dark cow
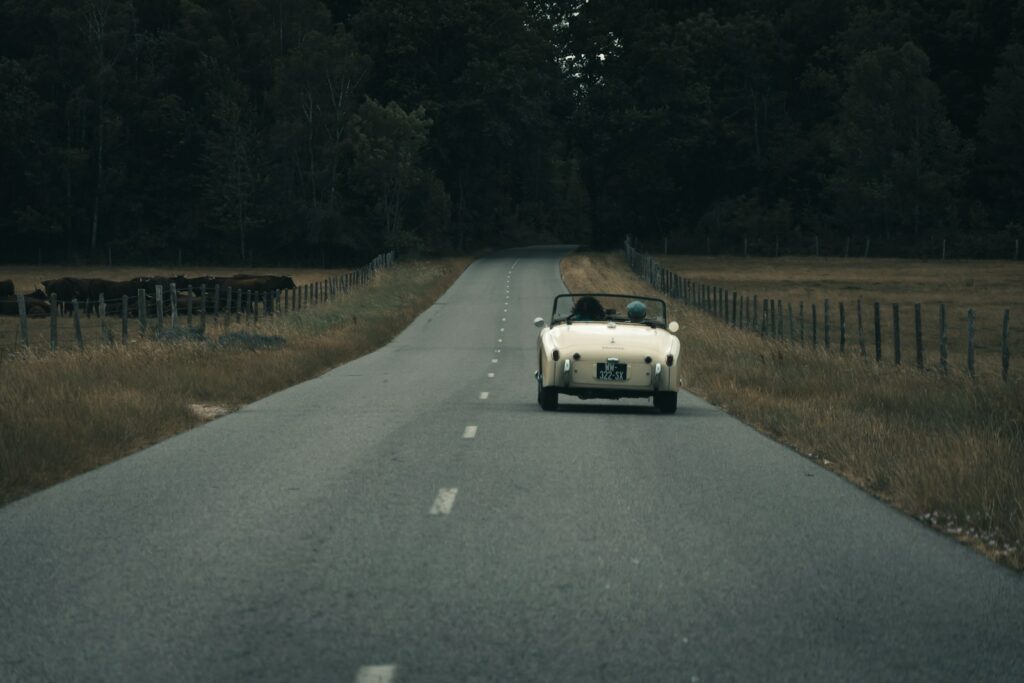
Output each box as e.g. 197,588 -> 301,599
0,289 -> 50,317
225,274 -> 296,292
0,279 -> 14,297
42,277 -> 92,315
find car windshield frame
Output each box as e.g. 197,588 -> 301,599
550,293 -> 669,328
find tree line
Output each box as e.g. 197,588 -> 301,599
1,0 -> 1023,264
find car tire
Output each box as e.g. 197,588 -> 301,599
539,386 -> 559,411
654,391 -> 677,414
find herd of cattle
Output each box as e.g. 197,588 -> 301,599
0,274 -> 297,318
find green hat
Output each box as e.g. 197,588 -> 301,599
627,300 -> 647,321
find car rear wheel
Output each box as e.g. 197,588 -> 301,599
539,385 -> 559,411
654,391 -> 677,414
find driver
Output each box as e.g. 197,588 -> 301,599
570,295 -> 605,321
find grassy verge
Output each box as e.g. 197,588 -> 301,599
0,258 -> 471,505
563,252 -> 1024,570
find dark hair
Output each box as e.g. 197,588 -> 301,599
571,295 -> 605,320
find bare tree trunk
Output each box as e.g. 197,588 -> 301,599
91,104 -> 103,254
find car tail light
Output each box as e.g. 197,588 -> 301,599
667,354 -> 674,366
552,349 -> 560,361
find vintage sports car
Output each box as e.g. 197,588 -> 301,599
533,293 -> 681,413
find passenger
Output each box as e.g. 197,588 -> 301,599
570,295 -> 605,321
626,300 -> 647,322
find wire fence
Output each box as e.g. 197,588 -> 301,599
5,252 -> 395,353
625,240 -> 1014,381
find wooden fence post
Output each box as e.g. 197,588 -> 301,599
187,285 -> 194,329
16,294 -> 28,347
812,303 -> 818,348
72,299 -> 84,350
752,295 -> 758,331
874,302 -> 881,362
154,285 -> 164,334
199,286 -> 207,333
50,293 -> 58,350
731,291 -> 737,326
939,303 -> 948,374
857,299 -> 865,356
967,308 -> 976,378
245,290 -> 253,323
761,299 -> 768,337
224,286 -> 232,327
770,299 -> 776,337
839,302 -> 846,353
169,283 -> 178,330
788,303 -> 794,343
213,284 -> 220,322
799,301 -> 805,344
1002,309 -> 1010,381
235,289 -> 242,322
824,299 -> 830,351
121,295 -> 128,344
99,294 -> 110,343
892,304 -> 901,366
138,288 -> 148,335
914,303 -> 924,370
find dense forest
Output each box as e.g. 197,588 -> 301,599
2,0 -> 1023,264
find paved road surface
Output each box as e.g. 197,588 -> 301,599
1,246 -> 1022,681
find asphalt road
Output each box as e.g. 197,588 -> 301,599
1,246 -> 1022,682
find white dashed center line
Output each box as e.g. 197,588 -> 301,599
463,425 -> 478,439
491,358 -> 498,363
355,665 -> 396,683
498,339 -> 502,343
429,488 -> 458,516
500,327 -> 504,332
480,391 -> 489,399
487,372 -> 495,378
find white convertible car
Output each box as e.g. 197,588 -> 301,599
534,293 -> 681,413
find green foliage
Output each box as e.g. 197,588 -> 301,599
348,98 -> 433,249
0,0 -> 1021,260
830,42 -> 971,241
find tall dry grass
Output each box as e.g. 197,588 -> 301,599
0,258 -> 470,505
563,252 -> 1024,570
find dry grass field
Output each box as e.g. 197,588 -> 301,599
1,264 -> 353,351
562,252 -> 1024,570
0,257 -> 470,505
658,255 -> 1024,380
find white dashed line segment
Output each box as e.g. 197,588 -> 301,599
480,392 -> 489,399
429,488 -> 458,516
487,372 -> 495,378
463,425 -> 478,439
355,665 -> 396,683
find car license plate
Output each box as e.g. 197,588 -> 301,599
596,362 -> 627,381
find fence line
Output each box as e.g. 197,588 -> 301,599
9,251 -> 396,352
624,239 -> 1013,381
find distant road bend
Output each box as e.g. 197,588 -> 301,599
1,246 -> 1022,681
